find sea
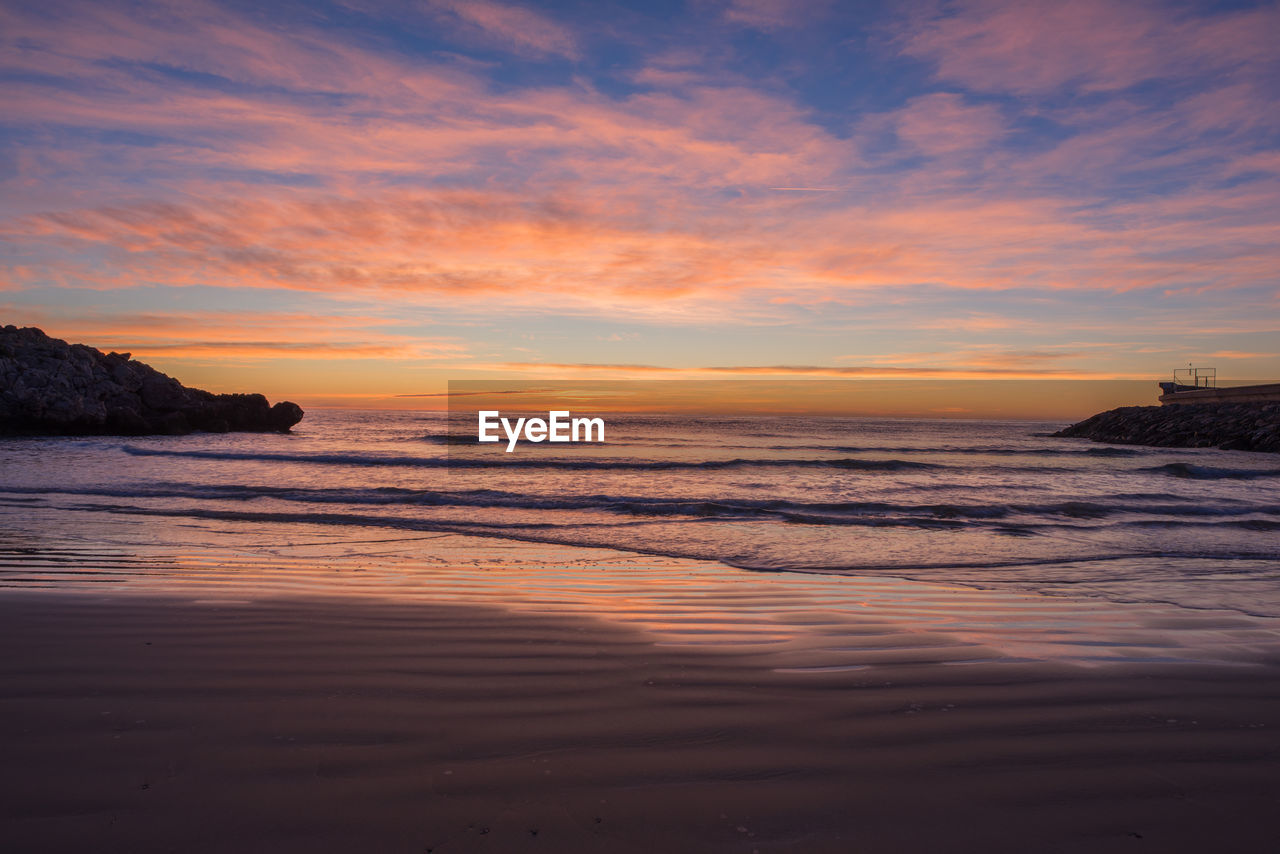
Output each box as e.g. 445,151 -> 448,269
1,409 -> 1278,619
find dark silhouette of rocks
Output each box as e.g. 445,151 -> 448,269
1054,402 -> 1280,453
0,326 -> 304,436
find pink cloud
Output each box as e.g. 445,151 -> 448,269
886,93 -> 1006,157
898,0 -> 1279,95
723,0 -> 828,31
428,0 -> 580,59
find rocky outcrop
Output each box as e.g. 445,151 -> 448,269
1054,402 -> 1280,453
0,326 -> 304,436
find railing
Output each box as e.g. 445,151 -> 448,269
1172,366 -> 1216,389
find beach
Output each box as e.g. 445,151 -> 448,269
4,527 -> 1280,853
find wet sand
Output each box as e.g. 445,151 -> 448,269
4,588 -> 1280,853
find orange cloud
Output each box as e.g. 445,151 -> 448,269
120,342 -> 443,359
464,361 -> 1106,379
1206,351 -> 1273,360
6,309 -> 464,362
5,179 -> 1277,338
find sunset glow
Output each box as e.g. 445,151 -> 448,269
3,0 -> 1277,413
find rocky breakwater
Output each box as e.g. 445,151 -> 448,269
1054,401 -> 1280,453
0,326 -> 304,436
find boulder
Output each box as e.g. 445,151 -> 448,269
0,325 -> 305,436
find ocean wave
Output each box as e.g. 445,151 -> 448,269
823,444 -> 1145,457
414,437 -> 1150,457
418,434 -> 482,445
12,483 -> 1277,527
1140,462 -> 1280,480
120,446 -> 946,472
123,446 -> 448,467
38,503 -> 1280,573
1116,518 -> 1280,532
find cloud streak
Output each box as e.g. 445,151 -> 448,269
427,0 -> 581,59
468,361 -> 1103,379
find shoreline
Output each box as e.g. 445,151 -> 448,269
5,520 -> 1280,666
4,588 -> 1280,852
7,493 -> 1280,619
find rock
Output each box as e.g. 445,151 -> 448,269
0,326 -> 304,436
140,376 -> 187,410
1053,401 -> 1280,453
269,401 -> 305,431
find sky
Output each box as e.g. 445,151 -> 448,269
1,0 -> 1278,414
